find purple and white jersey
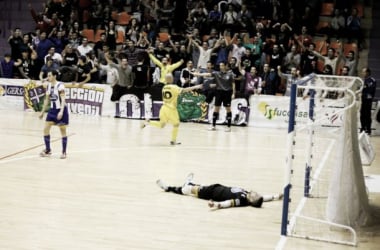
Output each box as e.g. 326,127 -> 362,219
47,82 -> 65,110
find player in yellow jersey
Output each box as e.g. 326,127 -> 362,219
141,73 -> 202,145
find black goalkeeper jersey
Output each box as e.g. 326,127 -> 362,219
198,184 -> 250,207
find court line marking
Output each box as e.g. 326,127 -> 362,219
0,133 -> 76,161
0,141 -> 329,166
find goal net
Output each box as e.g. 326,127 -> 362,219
279,73 -> 375,247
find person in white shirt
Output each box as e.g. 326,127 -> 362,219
180,60 -> 198,87
44,46 -> 63,65
76,37 -> 93,57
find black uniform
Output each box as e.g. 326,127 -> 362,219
360,76 -> 377,134
212,70 -> 234,107
166,183 -> 251,207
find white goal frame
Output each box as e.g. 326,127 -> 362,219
279,73 -> 365,247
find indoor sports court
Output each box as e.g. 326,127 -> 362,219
0,110 -> 379,250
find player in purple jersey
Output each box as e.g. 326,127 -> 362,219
156,173 -> 283,209
39,70 -> 69,159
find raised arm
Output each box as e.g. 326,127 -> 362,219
148,49 -> 163,67
277,65 -> 286,79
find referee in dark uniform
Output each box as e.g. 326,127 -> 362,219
192,61 -> 235,132
360,67 -> 377,135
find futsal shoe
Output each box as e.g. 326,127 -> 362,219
183,173 -> 194,187
208,126 -> 216,131
140,121 -> 148,129
224,127 -> 231,132
170,141 -> 181,145
40,150 -> 52,157
156,179 -> 169,191
60,152 -> 67,159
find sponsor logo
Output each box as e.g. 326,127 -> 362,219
0,86 -> 4,96
258,101 -> 308,120
6,85 -> 24,96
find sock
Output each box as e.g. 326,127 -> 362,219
115,102 -> 120,116
226,112 -> 232,127
212,112 -> 218,126
181,184 -> 192,195
171,125 -> 179,142
62,136 -> 67,154
168,186 -> 183,194
44,135 -> 51,152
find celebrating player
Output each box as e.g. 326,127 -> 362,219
39,70 -> 69,159
141,73 -> 202,145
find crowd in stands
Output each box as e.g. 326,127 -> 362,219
0,0 -> 366,102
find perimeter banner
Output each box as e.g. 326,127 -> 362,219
23,82 -> 114,116
248,95 -> 346,128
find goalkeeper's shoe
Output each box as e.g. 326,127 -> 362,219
40,149 -> 51,157
156,179 -> 169,191
182,173 -> 194,187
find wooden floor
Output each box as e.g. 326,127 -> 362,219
0,110 -> 380,250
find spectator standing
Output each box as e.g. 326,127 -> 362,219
20,47 -> 40,80
61,45 -> 79,67
228,33 -> 246,63
77,37 -> 93,57
148,49 -> 184,85
73,55 -> 91,87
39,56 -> 59,82
105,53 -> 134,102
44,46 -> 63,65
299,43 -> 319,75
346,7 -> 363,49
261,63 -> 279,95
283,44 -> 301,73
48,29 -> 67,54
105,20 -> 118,52
8,28 -> 23,61
0,53 -> 21,78
180,60 -> 198,87
342,50 -> 358,76
126,18 -> 141,43
190,39 -> 217,70
67,32 -> 81,49
36,31 -> 55,65
313,42 -> 343,75
132,54 -> 150,100
123,40 -> 145,67
238,65 -> 262,104
277,66 -> 301,96
207,5 -> 222,31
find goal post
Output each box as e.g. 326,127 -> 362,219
280,73 -> 374,246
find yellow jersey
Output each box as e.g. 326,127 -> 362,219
162,84 -> 182,109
